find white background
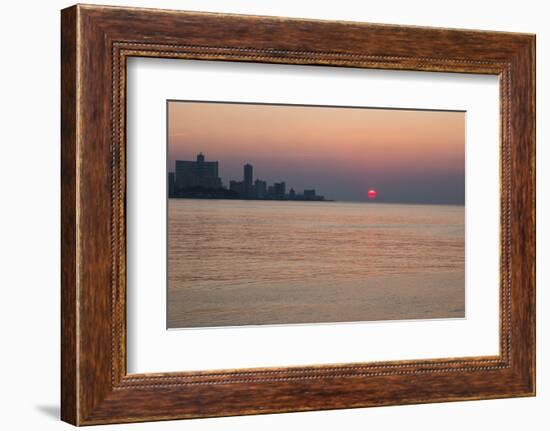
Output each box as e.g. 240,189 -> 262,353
127,59 -> 500,373
0,0 -> 547,430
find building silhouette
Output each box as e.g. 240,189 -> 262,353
175,153 -> 222,191
243,163 -> 253,195
168,172 -> 175,197
243,163 -> 254,197
289,188 -> 296,199
254,179 -> 267,198
229,179 -> 244,196
304,189 -> 316,199
270,181 -> 286,198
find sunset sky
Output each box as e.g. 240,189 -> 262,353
168,101 -> 465,204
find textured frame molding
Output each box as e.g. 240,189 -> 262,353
61,4 -> 535,425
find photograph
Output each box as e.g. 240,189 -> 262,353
166,101 -> 466,328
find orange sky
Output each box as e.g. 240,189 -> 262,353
168,101 -> 465,204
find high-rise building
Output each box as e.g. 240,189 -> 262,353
244,163 -> 253,186
274,181 -> 286,197
243,163 -> 253,197
175,153 -> 222,191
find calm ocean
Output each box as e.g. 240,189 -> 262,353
167,199 -> 465,328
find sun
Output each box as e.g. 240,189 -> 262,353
367,189 -> 377,200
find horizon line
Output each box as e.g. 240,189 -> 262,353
169,197 -> 465,207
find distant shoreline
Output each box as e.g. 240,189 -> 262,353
169,196 -> 335,202
168,197 -> 465,206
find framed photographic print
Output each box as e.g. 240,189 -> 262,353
61,4 -> 535,425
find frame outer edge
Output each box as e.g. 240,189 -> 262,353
526,35 -> 536,395
507,34 -> 536,395
523,34 -> 536,395
531,34 -> 536,396
61,5 -> 79,426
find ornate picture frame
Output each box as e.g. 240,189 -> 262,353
61,4 -> 535,425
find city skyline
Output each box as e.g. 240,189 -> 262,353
169,153 -> 327,201
168,101 -> 465,204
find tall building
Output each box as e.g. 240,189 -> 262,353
243,163 -> 253,197
175,153 -> 222,191
244,164 -> 253,187
273,181 -> 286,197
